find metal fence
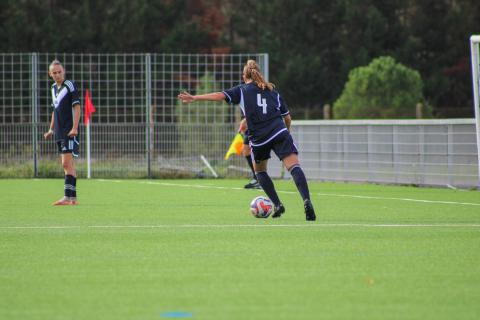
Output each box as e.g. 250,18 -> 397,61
267,119 -> 478,188
0,53 -> 268,178
1,53 -> 479,188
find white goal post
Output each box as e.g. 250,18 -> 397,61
470,35 -> 480,187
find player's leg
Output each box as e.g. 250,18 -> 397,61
53,153 -> 76,205
243,142 -> 260,189
282,154 -> 310,201
252,146 -> 284,218
274,133 -> 316,221
62,153 -> 78,204
69,137 -> 79,203
53,138 -> 78,205
53,139 -> 70,205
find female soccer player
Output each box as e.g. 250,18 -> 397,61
178,60 -> 316,220
44,60 -> 81,205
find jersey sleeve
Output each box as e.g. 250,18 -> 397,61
278,93 -> 289,116
66,80 -> 80,107
222,85 -> 242,105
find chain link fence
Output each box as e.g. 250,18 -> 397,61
0,53 -> 479,188
0,53 -> 268,178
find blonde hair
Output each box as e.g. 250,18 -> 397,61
49,59 -> 63,70
243,60 -> 274,91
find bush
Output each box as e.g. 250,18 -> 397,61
334,56 -> 428,119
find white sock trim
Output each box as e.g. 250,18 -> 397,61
288,164 -> 301,172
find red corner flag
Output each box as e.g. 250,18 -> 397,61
84,89 -> 96,125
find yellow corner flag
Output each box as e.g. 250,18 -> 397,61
224,133 -> 244,160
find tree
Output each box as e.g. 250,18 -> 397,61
1,0 -> 479,117
333,56 -> 427,119
0,0 -> 219,53
223,0 -> 480,118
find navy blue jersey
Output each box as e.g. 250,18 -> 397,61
223,83 -> 289,146
50,80 -> 80,139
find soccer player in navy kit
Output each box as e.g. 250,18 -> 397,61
178,60 -> 316,221
43,60 -> 81,205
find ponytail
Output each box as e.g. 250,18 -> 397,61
243,60 -> 275,91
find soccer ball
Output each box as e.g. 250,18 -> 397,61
250,196 -> 273,218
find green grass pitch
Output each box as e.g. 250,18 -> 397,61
1,179 -> 479,319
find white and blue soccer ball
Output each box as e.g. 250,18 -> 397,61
250,196 -> 273,218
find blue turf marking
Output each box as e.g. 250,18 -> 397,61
160,311 -> 193,318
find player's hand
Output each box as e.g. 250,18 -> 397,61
178,91 -> 195,104
44,129 -> 53,139
68,128 -> 78,137
238,119 -> 247,133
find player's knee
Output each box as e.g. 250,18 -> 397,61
282,153 -> 299,169
63,165 -> 74,176
62,157 -> 74,171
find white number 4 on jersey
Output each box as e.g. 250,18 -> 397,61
257,94 -> 267,114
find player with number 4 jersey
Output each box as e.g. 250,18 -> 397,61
178,60 -> 316,221
224,81 -> 290,147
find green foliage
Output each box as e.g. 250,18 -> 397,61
0,0 -> 216,53
0,0 -> 479,116
176,72 -> 226,124
0,164 -> 33,178
227,0 -> 480,117
333,56 -> 427,119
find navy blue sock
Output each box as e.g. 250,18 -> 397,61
245,156 -> 256,180
64,175 -> 69,197
72,176 -> 77,198
290,165 -> 310,201
65,175 -> 76,198
255,171 -> 281,206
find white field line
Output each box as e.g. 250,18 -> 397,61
316,193 -> 480,206
96,179 -> 480,207
2,223 -> 480,230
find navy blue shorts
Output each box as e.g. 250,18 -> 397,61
56,136 -> 80,157
250,131 -> 298,163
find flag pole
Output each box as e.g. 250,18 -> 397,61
84,89 -> 96,179
87,121 -> 91,179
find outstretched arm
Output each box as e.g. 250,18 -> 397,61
178,91 -> 226,104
